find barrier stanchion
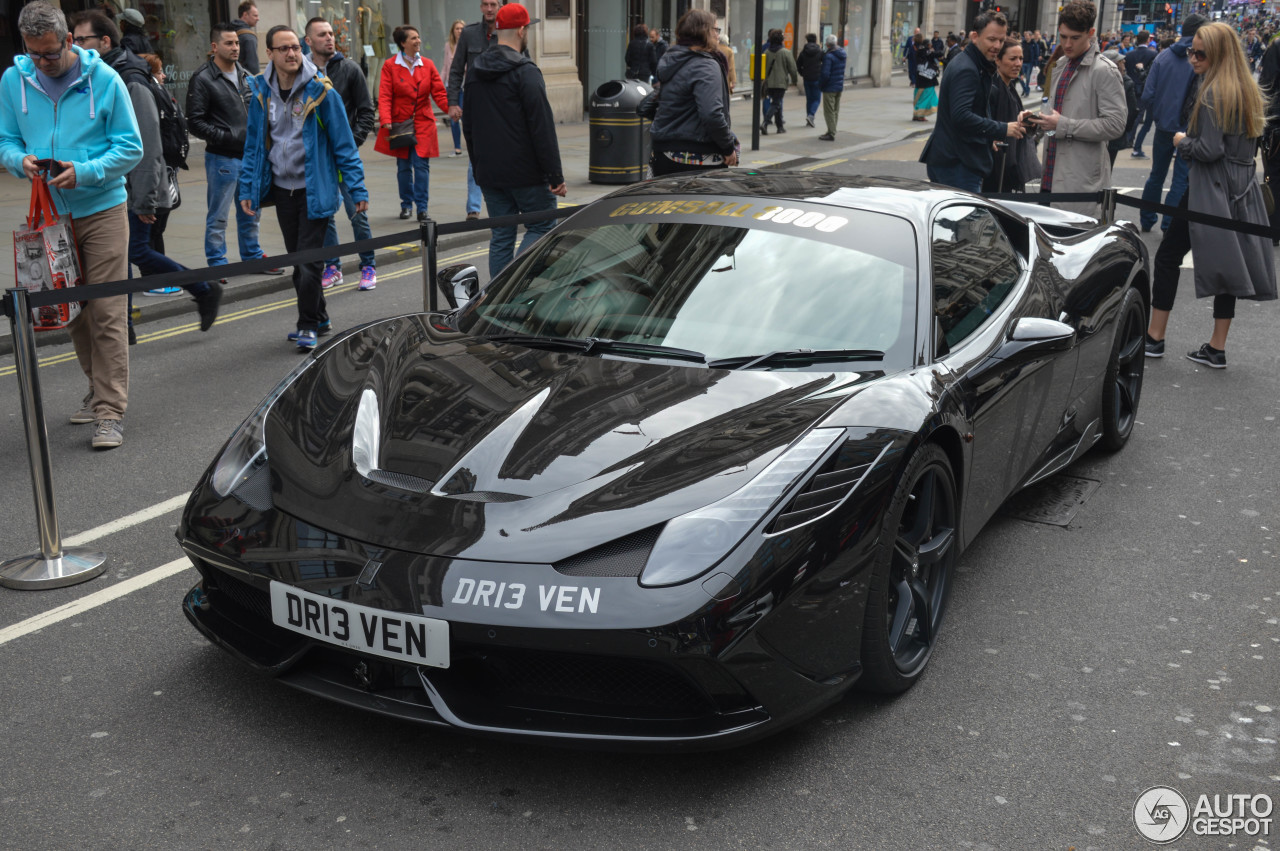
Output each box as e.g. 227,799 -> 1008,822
420,217 -> 439,314
1101,187 -> 1118,225
0,288 -> 106,590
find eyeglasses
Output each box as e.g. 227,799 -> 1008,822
270,44 -> 302,53
26,47 -> 65,61
72,35 -> 100,44
1189,48 -> 1208,60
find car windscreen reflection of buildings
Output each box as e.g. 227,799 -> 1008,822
475,221 -> 915,363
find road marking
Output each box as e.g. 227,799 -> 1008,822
62,493 -> 192,548
800,158 -> 848,172
0,248 -> 489,377
0,557 -> 192,648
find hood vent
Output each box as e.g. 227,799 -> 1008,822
554,525 -> 662,577
765,443 -> 890,535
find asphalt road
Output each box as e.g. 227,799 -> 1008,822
0,151 -> 1276,851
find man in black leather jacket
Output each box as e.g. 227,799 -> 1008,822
186,21 -> 273,274
305,16 -> 379,291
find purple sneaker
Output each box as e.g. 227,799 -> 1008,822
359,266 -> 377,291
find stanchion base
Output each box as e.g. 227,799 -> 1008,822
0,548 -> 107,590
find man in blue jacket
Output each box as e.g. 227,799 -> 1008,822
920,10 -> 1028,191
1137,14 -> 1205,232
238,25 -> 368,351
817,35 -> 846,141
1125,30 -> 1157,157
0,1 -> 142,449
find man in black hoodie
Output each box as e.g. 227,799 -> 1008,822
796,33 -> 824,128
462,3 -> 566,280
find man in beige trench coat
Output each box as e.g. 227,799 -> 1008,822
1034,0 -> 1127,218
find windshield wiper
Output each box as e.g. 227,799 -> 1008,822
485,334 -> 707,364
707,349 -> 885,370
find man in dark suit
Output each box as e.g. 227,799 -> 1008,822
920,11 -> 1028,191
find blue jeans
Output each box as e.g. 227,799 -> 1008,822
204,152 -> 263,265
481,184 -> 557,279
926,162 -> 982,193
128,212 -> 209,298
1140,129 -> 1189,231
803,80 -> 822,118
324,179 -> 374,268
1132,107 -> 1154,152
466,163 -> 482,215
1021,62 -> 1035,91
397,150 -> 430,214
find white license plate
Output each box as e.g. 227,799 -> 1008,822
269,581 -> 449,669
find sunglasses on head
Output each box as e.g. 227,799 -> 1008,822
1190,48 -> 1208,60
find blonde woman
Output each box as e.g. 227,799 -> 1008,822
443,19 -> 466,155
1146,21 -> 1277,368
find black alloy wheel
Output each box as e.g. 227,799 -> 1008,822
859,443 -> 958,694
1100,287 -> 1146,452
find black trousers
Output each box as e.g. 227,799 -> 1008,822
764,88 -> 785,128
1152,193 -> 1236,320
273,185 -> 330,332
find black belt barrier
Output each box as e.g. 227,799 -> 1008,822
14,205 -> 584,311
1113,194 -> 1277,239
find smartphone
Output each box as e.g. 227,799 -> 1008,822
1021,114 -> 1039,128
33,158 -> 65,176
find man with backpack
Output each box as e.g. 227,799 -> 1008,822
70,11 -> 221,335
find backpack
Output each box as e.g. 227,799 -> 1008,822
120,66 -> 190,170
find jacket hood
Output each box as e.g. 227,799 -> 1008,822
471,44 -> 533,80
656,45 -> 708,84
103,46 -> 151,80
827,47 -> 848,59
13,45 -> 104,117
266,53 -> 318,95
767,42 -> 784,52
1170,36 -> 1192,58
265,318 -> 879,560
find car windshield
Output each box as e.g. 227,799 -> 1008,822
455,212 -> 918,368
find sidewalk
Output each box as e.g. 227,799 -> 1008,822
0,73 -> 1006,352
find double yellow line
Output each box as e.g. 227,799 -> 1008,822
0,247 -> 488,378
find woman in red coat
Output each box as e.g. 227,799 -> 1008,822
374,25 -> 449,221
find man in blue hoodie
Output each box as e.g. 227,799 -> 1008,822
0,1 -> 143,450
238,25 -> 368,351
1137,14 -> 1205,232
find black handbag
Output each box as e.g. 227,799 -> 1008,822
636,84 -> 660,120
388,77 -> 421,149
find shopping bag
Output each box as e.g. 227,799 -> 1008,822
13,175 -> 84,331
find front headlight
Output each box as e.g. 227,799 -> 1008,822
209,356 -> 316,497
639,428 -> 845,588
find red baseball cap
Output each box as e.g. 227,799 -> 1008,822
495,3 -> 539,29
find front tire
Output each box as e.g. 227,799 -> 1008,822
1100,287 -> 1146,452
859,443 -> 958,694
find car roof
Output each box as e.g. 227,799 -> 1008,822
604,171 -> 989,223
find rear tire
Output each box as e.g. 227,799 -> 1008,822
859,443 -> 958,694
1100,287 -> 1146,452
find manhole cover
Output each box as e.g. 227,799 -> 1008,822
1000,474 -> 1100,526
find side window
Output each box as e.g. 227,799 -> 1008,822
931,205 -> 1023,353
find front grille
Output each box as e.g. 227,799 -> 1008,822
454,648 -> 714,719
207,565 -> 272,622
554,525 -> 661,577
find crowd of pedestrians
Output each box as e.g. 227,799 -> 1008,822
0,0 -> 565,450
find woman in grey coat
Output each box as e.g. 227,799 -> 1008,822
1145,22 -> 1277,369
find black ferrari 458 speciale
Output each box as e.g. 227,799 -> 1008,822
179,173 -> 1148,749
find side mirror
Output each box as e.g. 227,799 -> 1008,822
996,316 -> 1076,363
437,264 -> 480,311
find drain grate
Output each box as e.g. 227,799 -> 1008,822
1000,474 -> 1101,526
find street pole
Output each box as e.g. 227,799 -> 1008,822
752,0 -> 763,151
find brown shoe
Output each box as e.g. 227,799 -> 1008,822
466,212 -> 480,221
91,418 -> 124,450
70,390 -> 95,424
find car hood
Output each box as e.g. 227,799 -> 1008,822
263,316 -> 879,561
